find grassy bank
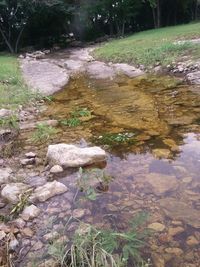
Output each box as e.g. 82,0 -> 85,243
0,55 -> 39,109
94,22 -> 200,68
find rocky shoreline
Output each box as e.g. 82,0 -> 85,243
1,45 -> 200,267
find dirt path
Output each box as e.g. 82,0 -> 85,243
21,46 -> 144,96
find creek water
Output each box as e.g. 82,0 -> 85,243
20,74 -> 200,266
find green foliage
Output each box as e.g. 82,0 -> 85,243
60,117 -> 81,127
98,132 -> 136,146
48,213 -> 150,267
0,115 -> 19,129
71,108 -> 91,118
10,189 -> 32,217
77,167 -> 113,201
31,123 -> 58,143
60,107 -> 91,128
0,55 -> 41,109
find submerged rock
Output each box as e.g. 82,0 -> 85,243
0,167 -> 12,185
146,173 -> 178,196
152,149 -> 171,159
47,144 -> 106,168
148,222 -> 166,232
160,198 -> 200,229
21,204 -> 41,221
30,181 -> 68,202
1,183 -> 31,204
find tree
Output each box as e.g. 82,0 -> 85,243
0,0 -> 69,53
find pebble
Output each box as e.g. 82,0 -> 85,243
186,235 -> 199,246
147,222 -> 166,232
50,165 -> 64,174
21,204 -> 41,221
21,227 -> 34,237
9,235 -> 19,251
168,226 -> 185,237
25,152 -> 36,158
165,247 -> 183,256
20,158 -> 35,166
0,230 -> 6,241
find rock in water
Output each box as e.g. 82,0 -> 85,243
160,197 -> 200,229
47,144 -> 106,168
1,183 -> 31,204
0,168 -> 12,185
146,173 -> 178,196
21,204 -> 41,221
30,181 -> 68,202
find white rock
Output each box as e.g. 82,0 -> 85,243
21,204 -> 41,221
47,144 -> 106,168
9,235 -> 19,251
0,230 -> 6,241
1,183 -> 30,204
25,152 -> 36,158
30,181 -> 68,202
0,109 -> 13,119
50,165 -> 64,174
0,167 -> 12,185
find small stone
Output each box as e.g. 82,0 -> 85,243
43,231 -> 59,241
50,165 -> 64,174
152,253 -> 165,267
0,109 -> 13,119
186,235 -> 199,246
168,227 -> 185,237
9,234 -> 19,251
25,152 -> 36,158
152,148 -> 171,159
21,227 -> 34,237
30,181 -> 68,202
0,167 -> 12,185
165,247 -> 183,256
73,208 -> 85,219
32,240 -> 43,251
0,231 -> 6,241
13,218 -> 26,228
20,158 -> 35,166
148,222 -> 166,232
21,204 -> 40,221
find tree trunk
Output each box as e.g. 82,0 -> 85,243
157,0 -> 161,28
0,26 -> 14,53
15,26 -> 26,53
195,0 -> 198,20
152,8 -> 157,28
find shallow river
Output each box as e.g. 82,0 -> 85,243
20,74 -> 200,267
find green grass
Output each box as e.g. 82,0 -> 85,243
94,22 -> 200,67
31,123 -> 58,143
0,54 -> 40,109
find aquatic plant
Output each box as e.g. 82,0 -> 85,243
47,213 -> 150,267
97,132 -> 136,146
31,123 -> 58,143
60,107 -> 91,128
10,188 -> 32,217
77,167 -> 113,201
60,117 -> 81,127
71,107 -> 91,118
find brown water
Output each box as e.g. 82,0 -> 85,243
20,75 -> 200,266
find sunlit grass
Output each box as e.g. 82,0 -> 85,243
0,54 -> 40,109
94,22 -> 200,67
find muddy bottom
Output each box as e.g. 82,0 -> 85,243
18,74 -> 200,266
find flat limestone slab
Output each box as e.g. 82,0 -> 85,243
21,60 -> 69,95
